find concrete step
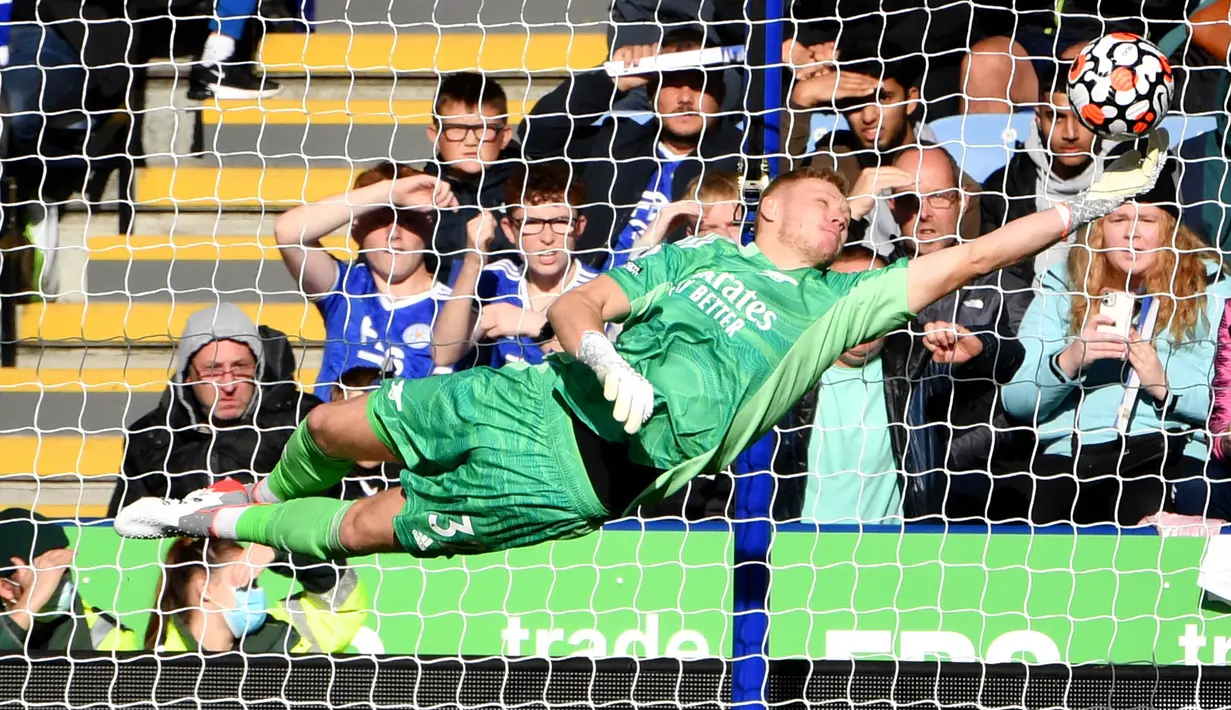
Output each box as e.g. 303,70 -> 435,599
202,98 -> 532,125
133,165 -> 355,209
82,234 -> 352,302
9,346 -> 324,371
0,367 -> 322,393
0,478 -> 114,520
0,344 -> 324,452
1,435 -> 124,476
309,0 -> 610,34
257,32 -> 606,77
19,301 -> 326,346
0,367 -> 322,433
194,97 -> 533,168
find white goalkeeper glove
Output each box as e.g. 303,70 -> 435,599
1060,127 -> 1169,234
577,330 -> 655,435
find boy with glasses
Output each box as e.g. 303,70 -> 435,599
433,162 -> 600,370
423,73 -> 523,276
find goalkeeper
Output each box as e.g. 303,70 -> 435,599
115,131 -> 1168,558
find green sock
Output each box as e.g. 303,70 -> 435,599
264,420 -> 355,502
231,499 -> 355,559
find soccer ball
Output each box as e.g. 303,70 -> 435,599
1066,33 -> 1174,141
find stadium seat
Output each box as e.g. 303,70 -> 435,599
1159,114 -> 1220,146
929,112 -> 1038,183
805,113 -> 850,153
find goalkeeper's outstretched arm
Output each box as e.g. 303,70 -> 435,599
550,276 -> 630,356
905,129 -> 1168,314
550,276 -> 656,435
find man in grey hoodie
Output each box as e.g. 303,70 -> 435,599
106,304 -> 320,517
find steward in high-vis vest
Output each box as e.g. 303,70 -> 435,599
146,537 -> 367,653
0,509 -> 138,652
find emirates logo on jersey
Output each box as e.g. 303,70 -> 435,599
671,270 -> 779,337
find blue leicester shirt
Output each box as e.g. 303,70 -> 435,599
606,145 -> 686,270
314,258 -> 452,401
476,258 -> 601,368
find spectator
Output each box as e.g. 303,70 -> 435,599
887,145 -> 1031,482
328,367 -> 401,500
790,39 -> 983,257
434,162 -> 598,370
605,4 -> 746,114
1177,0 -> 1230,252
1000,169 -> 1231,526
630,169 -> 745,258
782,0 -> 1035,118
1198,299 -> 1231,520
422,72 -> 523,271
980,59 -> 1111,285
783,247 -> 907,524
959,0 -> 1216,115
774,246 -> 949,523
107,305 -> 320,517
959,14 -> 1095,115
273,163 -> 458,401
0,509 -> 138,652
188,0 -> 282,100
775,148 -> 1030,523
144,537 -> 367,653
519,28 -> 744,270
1,0 -> 138,298
608,0 -> 746,57
958,0 -> 1199,115
1166,0 -> 1230,114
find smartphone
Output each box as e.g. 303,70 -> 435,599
1097,292 -> 1135,339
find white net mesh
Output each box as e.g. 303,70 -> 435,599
1,0 -> 1230,706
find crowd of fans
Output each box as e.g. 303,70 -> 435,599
3,0 -> 1231,653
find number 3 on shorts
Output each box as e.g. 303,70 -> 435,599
428,513 -> 474,538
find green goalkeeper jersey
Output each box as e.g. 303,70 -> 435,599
551,234 -> 916,509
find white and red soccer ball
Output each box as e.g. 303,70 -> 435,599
1065,32 -> 1175,141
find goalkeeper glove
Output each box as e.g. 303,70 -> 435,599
1059,128 -> 1169,234
577,330 -> 655,435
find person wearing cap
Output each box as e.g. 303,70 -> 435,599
0,509 -> 138,652
787,37 -> 984,260
106,304 -> 321,517
518,27 -> 743,271
997,156 -> 1231,526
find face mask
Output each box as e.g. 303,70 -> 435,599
36,576 -> 75,616
221,586 -> 268,638
53,577 -> 75,613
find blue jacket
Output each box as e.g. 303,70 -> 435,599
1003,260 -> 1230,460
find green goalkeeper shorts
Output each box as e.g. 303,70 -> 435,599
365,363 -> 611,558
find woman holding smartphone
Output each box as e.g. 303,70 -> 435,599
997,164 -> 1231,527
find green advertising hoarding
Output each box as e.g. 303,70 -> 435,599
65,525 -> 1229,665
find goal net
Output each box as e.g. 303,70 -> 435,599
1,0 -> 1230,707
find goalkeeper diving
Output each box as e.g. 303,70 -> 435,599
115,130 -> 1169,558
